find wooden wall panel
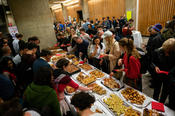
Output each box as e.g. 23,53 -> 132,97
88,0 -> 126,21
67,4 -> 81,21
138,0 -> 175,35
54,9 -> 64,23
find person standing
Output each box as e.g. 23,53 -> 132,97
12,33 -> 23,55
118,38 -> 142,91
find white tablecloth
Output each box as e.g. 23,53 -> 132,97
132,31 -> 143,48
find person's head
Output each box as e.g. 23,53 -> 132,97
112,16 -> 115,19
93,36 -> 101,45
162,38 -> 175,56
0,57 -> 14,71
19,40 -> 27,55
151,23 -> 162,34
1,46 -> 11,56
56,33 -> 62,40
15,33 -> 23,40
118,38 -> 140,58
107,16 -> 110,20
26,43 -> 38,54
102,17 -> 105,20
66,27 -> 71,33
34,67 -> 53,86
40,49 -> 52,62
95,18 -> 98,21
75,37 -> 83,44
80,28 -> 85,34
90,20 -> 93,24
102,30 -> 113,43
71,92 -> 95,113
168,20 -> 175,32
1,38 -> 8,47
56,58 -> 70,72
87,24 -> 92,29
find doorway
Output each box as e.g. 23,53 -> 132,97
77,10 -> 83,22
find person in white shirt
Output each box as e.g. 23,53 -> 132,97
12,33 -> 23,55
71,92 -> 105,116
80,28 -> 91,42
89,36 -> 105,69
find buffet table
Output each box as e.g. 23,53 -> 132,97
49,49 -> 175,116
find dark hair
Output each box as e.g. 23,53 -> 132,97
90,20 -> 93,24
28,36 -> 39,42
80,28 -> 85,32
40,49 -> 51,57
27,43 -> 37,50
34,67 -> 53,86
92,36 -> 103,49
107,16 -> 109,19
71,92 -> 95,111
19,40 -> 27,51
0,57 -> 14,73
1,46 -> 11,56
0,98 -> 24,116
56,58 -> 69,69
15,33 -> 23,38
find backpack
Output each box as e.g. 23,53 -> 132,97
136,47 -> 148,74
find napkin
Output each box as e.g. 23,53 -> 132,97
152,101 -> 165,112
79,61 -> 85,64
157,71 -> 169,75
56,54 -> 63,56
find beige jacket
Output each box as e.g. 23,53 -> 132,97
106,39 -> 121,72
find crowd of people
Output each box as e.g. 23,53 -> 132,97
0,15 -> 174,116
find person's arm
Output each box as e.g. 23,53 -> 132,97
68,80 -> 90,91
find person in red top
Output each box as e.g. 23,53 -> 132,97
53,58 -> 91,116
118,38 -> 142,91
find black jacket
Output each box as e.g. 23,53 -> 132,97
152,48 -> 175,71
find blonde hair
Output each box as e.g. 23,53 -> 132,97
119,38 -> 140,59
162,38 -> 175,55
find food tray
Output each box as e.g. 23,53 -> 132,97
90,100 -> 110,115
67,64 -> 81,76
119,87 -> 152,108
75,72 -> 96,85
79,63 -> 94,71
87,82 -> 107,97
99,93 -> 130,116
101,76 -> 124,91
89,69 -> 106,79
143,108 -> 165,116
50,55 -> 66,63
64,86 -> 77,96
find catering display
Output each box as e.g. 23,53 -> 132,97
79,64 -> 93,71
89,69 -> 105,78
76,72 -> 96,85
50,49 -> 174,116
87,83 -> 106,95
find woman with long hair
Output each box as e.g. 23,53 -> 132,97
53,58 -> 91,116
118,38 -> 142,91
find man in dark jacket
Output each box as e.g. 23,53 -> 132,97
146,23 -> 163,87
33,49 -> 52,75
75,37 -> 89,61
